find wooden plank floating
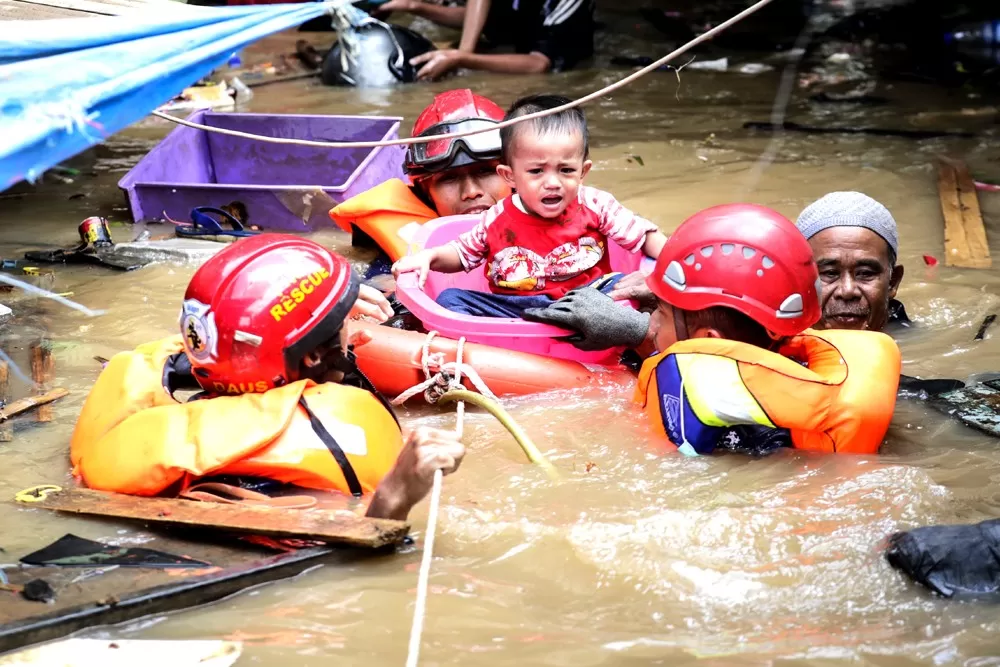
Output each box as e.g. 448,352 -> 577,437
0,361 -> 12,442
29,340 -> 54,423
938,158 -> 992,269
15,487 -> 409,549
0,388 -> 67,422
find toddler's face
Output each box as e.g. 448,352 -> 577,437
498,128 -> 591,219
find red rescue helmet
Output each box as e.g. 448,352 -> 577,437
646,204 -> 821,337
180,234 -> 359,395
405,89 -> 504,179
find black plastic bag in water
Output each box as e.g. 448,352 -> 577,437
21,534 -> 210,568
886,519 -> 1000,598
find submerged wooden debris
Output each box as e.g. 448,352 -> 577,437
0,487 -> 409,653
15,487 -> 409,549
29,340 -> 54,423
0,389 -> 68,423
938,157 -> 991,269
0,362 -> 11,443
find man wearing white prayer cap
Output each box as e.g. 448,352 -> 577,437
796,191 -> 907,333
796,192 -> 975,396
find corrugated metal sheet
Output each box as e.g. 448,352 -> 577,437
0,0 -> 203,20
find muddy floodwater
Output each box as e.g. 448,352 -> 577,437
3,24 -> 1000,666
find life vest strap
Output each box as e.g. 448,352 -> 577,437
341,347 -> 401,428
298,396 -> 364,497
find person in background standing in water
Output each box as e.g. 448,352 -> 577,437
329,89 -> 510,282
374,0 -> 595,79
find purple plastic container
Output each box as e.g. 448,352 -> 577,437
119,110 -> 406,231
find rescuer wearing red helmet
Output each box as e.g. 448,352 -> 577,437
642,204 -> 822,354
71,235 -> 464,520
525,204 -> 901,455
329,89 -> 511,267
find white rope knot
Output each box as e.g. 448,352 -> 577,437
391,331 -> 497,407
421,370 -> 456,404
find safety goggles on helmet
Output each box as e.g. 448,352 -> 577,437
406,118 -> 502,174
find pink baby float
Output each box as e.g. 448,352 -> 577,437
393,214 -> 655,365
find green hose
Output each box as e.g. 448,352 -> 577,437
439,389 -> 558,480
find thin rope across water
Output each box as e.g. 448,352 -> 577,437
151,0 -> 774,149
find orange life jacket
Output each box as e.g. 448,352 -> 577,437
70,336 -> 403,496
635,328 -> 900,455
328,179 -> 438,262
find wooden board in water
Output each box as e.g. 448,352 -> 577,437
938,158 -> 992,269
0,489 -> 409,652
18,488 -> 409,549
0,529 -> 398,655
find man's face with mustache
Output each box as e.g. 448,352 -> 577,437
809,227 -> 904,332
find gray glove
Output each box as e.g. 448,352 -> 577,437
523,287 -> 651,351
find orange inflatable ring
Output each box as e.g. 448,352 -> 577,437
350,323 -> 636,400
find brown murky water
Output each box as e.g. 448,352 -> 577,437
3,22 -> 1000,665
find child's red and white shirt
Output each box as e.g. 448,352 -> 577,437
449,186 -> 657,297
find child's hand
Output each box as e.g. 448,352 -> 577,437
392,252 -> 433,289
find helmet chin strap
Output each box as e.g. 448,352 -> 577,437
765,329 -> 785,349
672,307 -> 689,342
324,344 -> 401,428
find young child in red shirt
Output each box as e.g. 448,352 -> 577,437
391,94 -> 667,318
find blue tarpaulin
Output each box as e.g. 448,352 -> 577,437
0,2 -> 339,191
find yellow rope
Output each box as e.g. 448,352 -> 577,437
14,484 -> 63,503
438,389 -> 558,480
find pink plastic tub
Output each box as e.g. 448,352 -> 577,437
393,214 -> 654,365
